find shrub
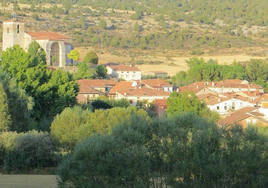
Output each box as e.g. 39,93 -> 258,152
0,131 -> 57,171
57,113 -> 268,187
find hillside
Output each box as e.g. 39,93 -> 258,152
1,0 -> 268,75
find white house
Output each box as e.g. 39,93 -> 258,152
106,65 -> 141,81
199,93 -> 255,115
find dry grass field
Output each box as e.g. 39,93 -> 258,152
0,175 -> 57,188
77,47 -> 268,76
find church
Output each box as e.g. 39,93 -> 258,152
2,20 -> 73,67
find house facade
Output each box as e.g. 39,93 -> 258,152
106,65 -> 141,81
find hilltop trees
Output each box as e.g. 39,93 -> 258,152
171,58 -> 268,89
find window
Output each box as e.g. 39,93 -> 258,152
7,28 -> 9,33
17,25 -> 20,33
217,106 -> 220,110
224,106 -> 227,110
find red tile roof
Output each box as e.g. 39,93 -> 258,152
218,107 -> 258,126
108,81 -> 135,95
108,81 -> 170,97
77,79 -> 116,94
108,65 -> 140,72
120,88 -> 170,97
142,79 -> 171,88
27,31 -> 71,40
180,80 -> 263,94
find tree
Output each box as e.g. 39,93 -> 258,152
94,65 -> 107,78
245,59 -> 268,83
0,71 -> 34,132
0,82 -> 11,131
51,106 -> 91,149
58,113 -> 268,187
67,49 -> 80,64
166,91 -> 219,122
51,106 -> 149,149
83,51 -> 98,64
0,45 -> 78,125
74,62 -> 95,79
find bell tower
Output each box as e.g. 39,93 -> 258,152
2,20 -> 25,51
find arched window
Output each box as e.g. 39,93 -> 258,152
17,24 -> 20,33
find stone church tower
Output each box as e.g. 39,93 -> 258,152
2,20 -> 73,67
3,20 -> 26,50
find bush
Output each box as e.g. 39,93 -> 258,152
57,113 -> 268,187
0,131 -> 57,171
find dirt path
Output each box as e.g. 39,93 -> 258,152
0,175 -> 57,188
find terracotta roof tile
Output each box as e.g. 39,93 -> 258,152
121,88 -> 170,97
77,79 -> 116,94
27,31 -> 71,40
218,107 -> 258,126
142,79 -> 171,88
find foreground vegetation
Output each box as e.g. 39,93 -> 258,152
58,113 -> 268,187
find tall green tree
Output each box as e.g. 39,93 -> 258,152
0,44 -> 78,126
0,82 -> 11,131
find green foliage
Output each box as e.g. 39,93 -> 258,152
0,83 -> 11,131
57,113 -> 268,187
166,91 -> 219,122
74,62 -> 95,79
67,49 -> 80,63
83,51 -> 98,64
0,131 -> 57,171
0,71 -> 34,132
0,45 -> 78,124
90,97 -> 130,111
94,65 -> 107,79
51,106 -> 148,150
171,58 -> 268,88
51,106 -> 91,149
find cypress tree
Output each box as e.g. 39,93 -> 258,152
0,82 -> 11,131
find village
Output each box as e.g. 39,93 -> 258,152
2,1 -> 268,186
76,64 -> 268,127
2,19 -> 268,128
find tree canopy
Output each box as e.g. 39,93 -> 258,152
0,44 -> 78,128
